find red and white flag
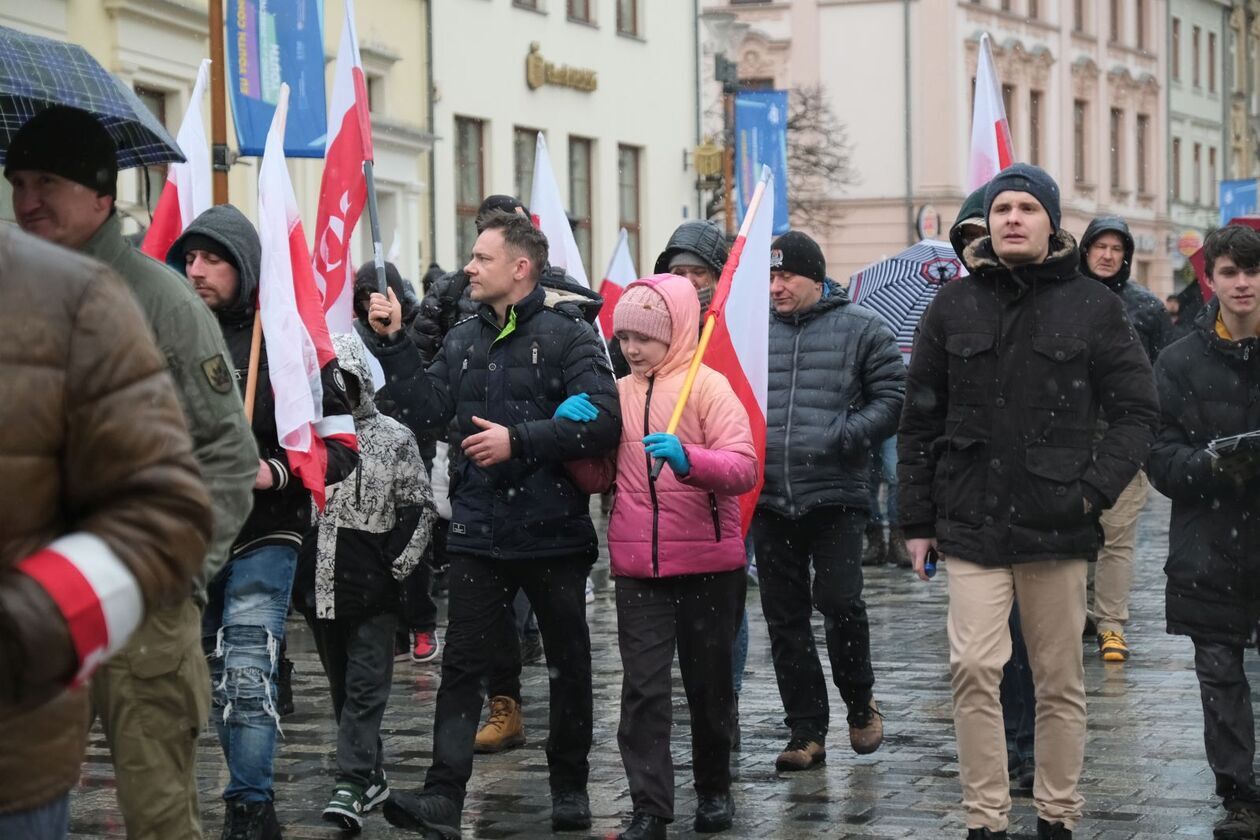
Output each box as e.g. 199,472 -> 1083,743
141,59 -> 211,260
313,0 -> 374,335
967,33 -> 1015,191
597,228 -> 636,336
529,132 -> 589,288
259,84 -> 356,511
704,166 -> 774,534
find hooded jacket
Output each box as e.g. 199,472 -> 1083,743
898,231 -> 1160,565
567,274 -> 757,579
295,333 -> 436,621
950,186 -> 989,262
759,281 -> 906,517
1079,216 -> 1173,363
1150,301 -> 1260,644
168,204 -> 359,560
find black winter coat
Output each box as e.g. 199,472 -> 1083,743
1079,216 -> 1173,364
758,282 -> 906,517
372,282 -> 621,561
1149,301 -> 1260,645
898,231 -> 1159,565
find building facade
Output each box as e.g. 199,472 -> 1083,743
0,0 -> 435,283
429,0 -> 701,278
708,0 -> 1174,294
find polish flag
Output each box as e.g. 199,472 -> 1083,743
597,228 -> 636,336
967,33 -> 1015,191
141,59 -> 211,260
313,0 -> 373,335
529,132 -> 589,288
703,166 -> 774,534
259,84 -> 357,511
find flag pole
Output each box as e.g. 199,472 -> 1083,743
650,170 -> 771,481
364,161 -> 387,293
208,0 -> 229,205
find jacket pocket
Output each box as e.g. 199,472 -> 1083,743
709,493 -> 722,542
933,435 -> 987,525
1015,444 -> 1090,529
944,332 -> 996,406
1028,335 -> 1089,411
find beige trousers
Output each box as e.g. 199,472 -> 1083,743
946,557 -> 1087,832
1089,471 -> 1149,634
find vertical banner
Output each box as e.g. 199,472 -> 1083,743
226,0 -> 328,157
734,91 -> 790,235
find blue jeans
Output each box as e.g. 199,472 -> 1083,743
0,793 -> 68,839
867,436 -> 899,527
202,544 -> 298,803
732,536 -> 754,694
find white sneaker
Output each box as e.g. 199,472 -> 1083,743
585,576 -> 595,605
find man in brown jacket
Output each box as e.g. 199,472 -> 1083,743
0,225 -> 212,837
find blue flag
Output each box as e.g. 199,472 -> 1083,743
734,91 -> 790,235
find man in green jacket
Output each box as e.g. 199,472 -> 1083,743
6,106 -> 258,840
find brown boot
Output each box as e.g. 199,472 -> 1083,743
474,695 -> 526,753
774,736 -> 826,771
888,529 -> 912,568
848,698 -> 884,755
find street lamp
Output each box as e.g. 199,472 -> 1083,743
700,11 -> 750,236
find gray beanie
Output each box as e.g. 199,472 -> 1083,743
984,163 -> 1061,232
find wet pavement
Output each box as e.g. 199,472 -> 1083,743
70,493 -> 1244,838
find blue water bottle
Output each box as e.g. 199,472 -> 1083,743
924,546 -> 939,579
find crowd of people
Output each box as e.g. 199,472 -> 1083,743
1,106 -> 1258,840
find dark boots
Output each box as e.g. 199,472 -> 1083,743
861,523 -> 887,566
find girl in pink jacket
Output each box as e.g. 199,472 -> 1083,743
568,273 -> 756,840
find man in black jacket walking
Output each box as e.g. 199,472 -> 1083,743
1078,215 -> 1173,663
366,211 -> 621,838
899,164 -> 1159,840
1149,224 -> 1260,840
753,230 -> 905,773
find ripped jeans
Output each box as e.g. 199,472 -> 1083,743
201,544 -> 298,803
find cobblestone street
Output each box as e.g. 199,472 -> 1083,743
69,493 -> 1241,838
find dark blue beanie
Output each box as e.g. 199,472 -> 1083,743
984,163 -> 1061,232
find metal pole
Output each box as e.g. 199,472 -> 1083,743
364,160 -> 388,293
724,87 -> 735,237
209,0 -> 229,204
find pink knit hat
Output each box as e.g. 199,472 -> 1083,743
613,283 -> 673,344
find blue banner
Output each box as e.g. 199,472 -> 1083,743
226,0 -> 327,157
734,91 -> 790,235
1221,178 -> 1259,226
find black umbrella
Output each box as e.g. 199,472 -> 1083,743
0,25 -> 184,169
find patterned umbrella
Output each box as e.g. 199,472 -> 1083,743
0,26 -> 184,169
849,240 -> 964,360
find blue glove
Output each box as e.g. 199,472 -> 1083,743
643,432 -> 690,476
554,393 -> 598,423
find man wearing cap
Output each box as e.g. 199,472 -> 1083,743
5,106 -> 257,840
898,163 -> 1159,840
1078,215 -> 1173,664
754,230 -> 905,773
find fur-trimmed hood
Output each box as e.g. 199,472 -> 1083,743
962,228 -> 1081,286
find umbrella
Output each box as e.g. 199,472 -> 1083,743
849,240 -> 964,360
0,26 -> 184,169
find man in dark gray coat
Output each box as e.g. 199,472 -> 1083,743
753,230 -> 905,773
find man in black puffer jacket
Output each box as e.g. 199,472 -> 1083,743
753,230 -> 905,774
1078,215 -> 1174,663
1150,224 -> 1260,840
366,211 -> 621,838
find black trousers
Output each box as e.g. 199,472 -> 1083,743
423,553 -> 592,807
307,611 -> 397,788
752,505 -> 874,741
1192,635 -> 1260,809
616,570 -> 745,820
485,589 -> 539,702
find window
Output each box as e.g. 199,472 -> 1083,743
1172,19 -> 1181,81
1136,0 -> 1146,50
1210,147 -> 1218,205
1194,143 -> 1202,204
1029,90 -> 1042,166
1109,0 -> 1120,43
1193,26 -> 1201,87
1002,84 -> 1015,139
1000,0 -> 1011,11
454,117 -> 485,262
1209,32 -> 1217,92
567,0 -> 592,23
1110,108 -> 1123,190
1136,114 -> 1149,193
134,85 -> 169,209
568,136 -> 593,273
1028,0 -> 1038,19
1074,0 -> 1086,33
1172,137 -> 1181,201
617,145 -> 641,272
1074,99 -> 1088,185
513,0 -> 538,9
366,74 -> 385,114
617,0 -> 638,37
514,127 -> 538,209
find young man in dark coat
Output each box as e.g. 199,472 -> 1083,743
754,230 -> 906,772
899,164 -> 1159,840
365,211 -> 621,837
1149,224 -> 1260,840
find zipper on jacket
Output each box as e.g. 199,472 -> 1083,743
644,376 -> 661,577
709,493 -> 722,542
783,330 -> 803,511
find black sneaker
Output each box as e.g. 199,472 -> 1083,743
694,791 -> 734,833
1214,805 -> 1260,839
221,799 -> 282,840
382,791 -> 461,838
1037,818 -> 1073,839
966,830 -> 1007,839
551,790 -> 592,831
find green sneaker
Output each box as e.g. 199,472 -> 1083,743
363,768 -> 391,812
323,782 -> 367,832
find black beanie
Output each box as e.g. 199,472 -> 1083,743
4,106 -> 118,199
478,194 -> 529,218
770,231 -> 827,284
984,163 -> 1061,232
